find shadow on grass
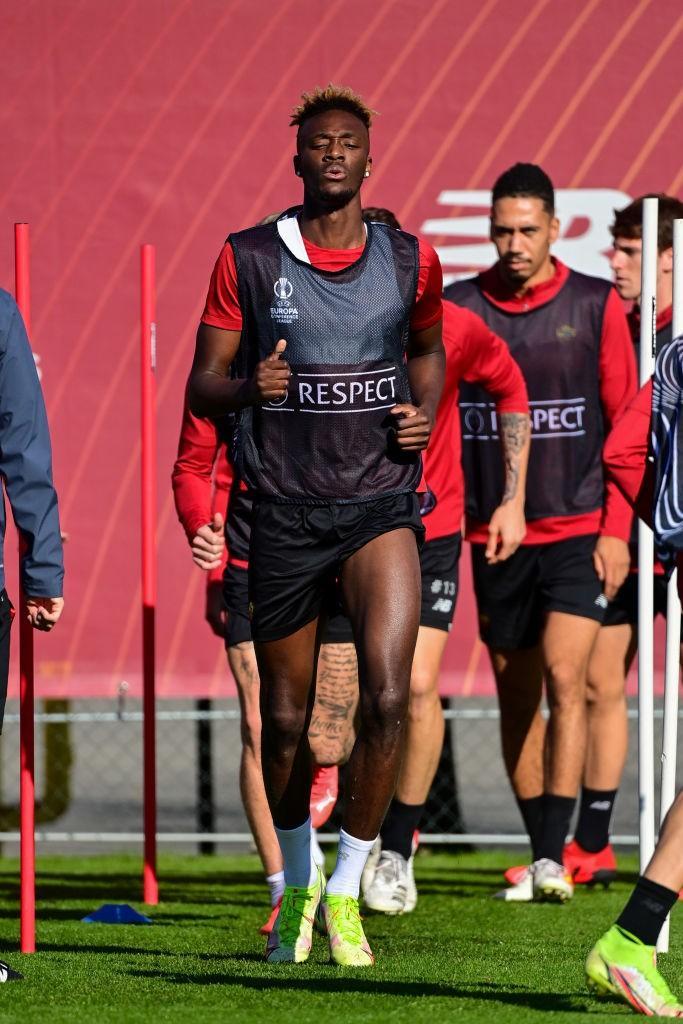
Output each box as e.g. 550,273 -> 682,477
35,942 -> 235,960
127,968 -> 591,1011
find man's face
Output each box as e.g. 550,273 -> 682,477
610,236 -> 643,301
294,109 -> 371,207
490,196 -> 559,286
610,236 -> 673,303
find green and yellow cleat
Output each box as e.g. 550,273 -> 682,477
265,867 -> 324,964
321,894 -> 375,967
586,924 -> 683,1016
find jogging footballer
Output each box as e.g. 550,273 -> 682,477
188,85 -> 445,965
447,163 -> 637,902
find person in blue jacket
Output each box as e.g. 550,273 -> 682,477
0,288 -> 65,981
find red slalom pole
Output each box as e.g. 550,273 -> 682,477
141,245 -> 158,905
15,223 -> 36,953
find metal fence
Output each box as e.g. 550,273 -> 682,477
0,697 -> 674,853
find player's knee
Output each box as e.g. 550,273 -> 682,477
363,687 -> 409,734
263,700 -> 307,752
545,660 -> 585,706
585,671 -> 625,709
408,670 -> 440,722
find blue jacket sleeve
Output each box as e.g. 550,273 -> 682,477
0,290 -> 64,596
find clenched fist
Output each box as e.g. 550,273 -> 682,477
390,403 -> 433,452
250,339 -> 291,404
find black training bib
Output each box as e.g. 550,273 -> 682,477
230,216 -> 420,503
447,269 -> 611,523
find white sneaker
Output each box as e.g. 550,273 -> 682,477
361,836 -> 382,898
532,858 -> 574,903
493,866 -> 533,901
364,849 -> 412,914
403,852 -> 418,912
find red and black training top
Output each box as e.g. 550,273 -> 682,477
445,259 -> 638,545
204,215 -> 443,503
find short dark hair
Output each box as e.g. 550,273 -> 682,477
611,194 -> 683,252
362,207 -> 401,230
491,162 -> 555,214
290,84 -> 376,132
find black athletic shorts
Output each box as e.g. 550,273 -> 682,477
0,591 -> 14,732
419,532 -> 462,632
471,533 -> 606,650
603,572 -> 675,627
223,564 -> 354,648
248,492 -> 424,643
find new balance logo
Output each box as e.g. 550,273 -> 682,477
432,598 -> 453,614
589,800 -> 611,811
594,594 -> 609,609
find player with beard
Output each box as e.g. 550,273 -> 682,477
446,163 -> 637,902
188,86 -> 445,965
358,208 -> 531,915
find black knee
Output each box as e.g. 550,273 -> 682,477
361,684 -> 409,738
262,698 -> 308,758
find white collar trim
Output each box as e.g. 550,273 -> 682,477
276,215 -> 368,265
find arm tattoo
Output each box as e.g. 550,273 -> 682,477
499,412 -> 530,503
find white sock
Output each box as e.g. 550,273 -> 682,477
275,817 -> 317,888
266,870 -> 285,907
311,827 -> 325,868
326,829 -> 377,898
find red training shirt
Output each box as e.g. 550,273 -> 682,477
171,396 -> 233,583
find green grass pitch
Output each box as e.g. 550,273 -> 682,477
0,849 -> 680,1022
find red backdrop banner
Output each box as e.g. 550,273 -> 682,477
0,0 -> 679,698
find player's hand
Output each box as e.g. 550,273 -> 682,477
191,512 -> 225,570
26,596 -> 64,632
250,339 -> 290,404
593,535 -> 630,600
205,580 -> 228,638
390,403 -> 432,451
485,501 -> 526,564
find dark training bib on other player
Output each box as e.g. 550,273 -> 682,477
448,271 -> 610,523
230,216 -> 420,503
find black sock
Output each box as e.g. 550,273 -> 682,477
536,794 -> 576,864
574,787 -> 617,853
380,799 -> 424,860
617,876 -> 679,946
515,795 -> 544,861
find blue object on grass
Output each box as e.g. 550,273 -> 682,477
82,903 -> 152,924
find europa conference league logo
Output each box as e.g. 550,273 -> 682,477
270,277 -> 298,324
